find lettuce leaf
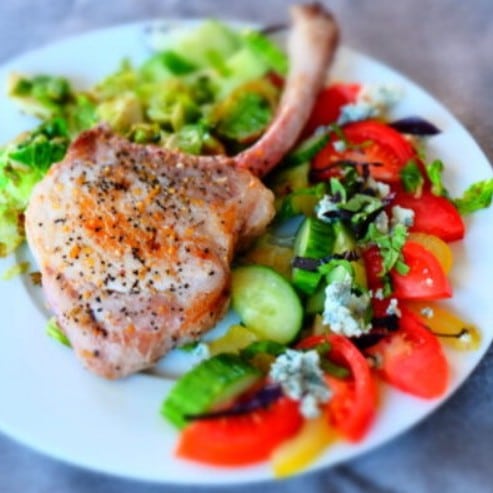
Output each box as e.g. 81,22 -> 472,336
454,179 -> 493,215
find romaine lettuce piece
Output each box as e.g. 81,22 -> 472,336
96,92 -> 144,133
8,73 -> 73,119
0,118 -> 71,256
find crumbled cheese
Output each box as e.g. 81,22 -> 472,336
420,306 -> 434,319
360,84 -> 404,108
391,205 -> 415,228
374,211 -> 390,234
332,139 -> 347,152
316,195 -> 339,222
269,349 -> 332,419
338,101 -> 377,125
366,176 -> 391,199
374,288 -> 384,300
322,275 -> 371,337
386,298 -> 402,317
337,83 -> 403,125
459,331 -> 472,344
190,342 -> 210,363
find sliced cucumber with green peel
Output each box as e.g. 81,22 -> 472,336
332,220 -> 356,253
284,132 -> 330,167
231,265 -> 303,344
161,353 -> 261,429
292,217 -> 335,294
331,221 -> 367,288
306,282 -> 326,314
241,340 -> 286,359
270,161 -> 310,197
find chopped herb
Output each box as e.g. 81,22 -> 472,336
426,159 -> 448,197
46,317 -> 71,347
454,179 -> 493,214
400,160 -> 424,195
364,222 -> 409,277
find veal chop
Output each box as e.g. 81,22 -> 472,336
25,4 -> 339,378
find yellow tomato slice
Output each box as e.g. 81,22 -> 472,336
208,325 -> 258,356
271,415 -> 338,478
405,301 -> 481,350
407,232 -> 453,274
242,237 -> 293,280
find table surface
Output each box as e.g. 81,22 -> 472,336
1,1 -> 492,492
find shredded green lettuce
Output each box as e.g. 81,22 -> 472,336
0,118 -> 71,256
8,74 -> 73,119
1,261 -> 30,280
1,20 -> 286,257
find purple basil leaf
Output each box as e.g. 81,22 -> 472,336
184,384 -> 283,421
389,117 -> 441,136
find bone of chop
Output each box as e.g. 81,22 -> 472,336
25,3 -> 339,378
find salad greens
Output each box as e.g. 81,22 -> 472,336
0,20 -> 287,257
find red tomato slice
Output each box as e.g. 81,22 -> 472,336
302,83 -> 361,137
365,307 -> 449,398
176,396 -> 303,466
392,187 -> 465,242
362,242 -> 452,301
313,120 -> 416,183
298,334 -> 377,442
392,241 -> 452,300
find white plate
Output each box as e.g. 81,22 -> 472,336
1,19 -> 492,485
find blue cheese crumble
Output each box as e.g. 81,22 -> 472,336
420,306 -> 434,319
338,83 -> 403,125
386,298 -> 402,317
374,211 -> 390,234
269,349 -> 331,419
323,274 -> 371,337
391,205 -> 415,228
366,176 -> 391,199
316,195 -> 339,221
332,139 -> 348,152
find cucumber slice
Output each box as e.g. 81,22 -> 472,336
241,340 -> 287,373
270,161 -> 310,197
284,133 -> 330,167
332,221 -> 367,288
292,217 -> 335,294
161,353 -> 261,429
241,340 -> 286,359
306,283 -> 326,315
332,220 -> 357,253
232,265 -> 303,344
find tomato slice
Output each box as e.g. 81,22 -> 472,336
392,241 -> 452,300
176,396 -> 303,466
302,83 -> 361,137
313,120 -> 416,182
392,187 -> 465,242
365,307 -> 449,398
362,242 -> 452,301
298,334 -> 377,442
